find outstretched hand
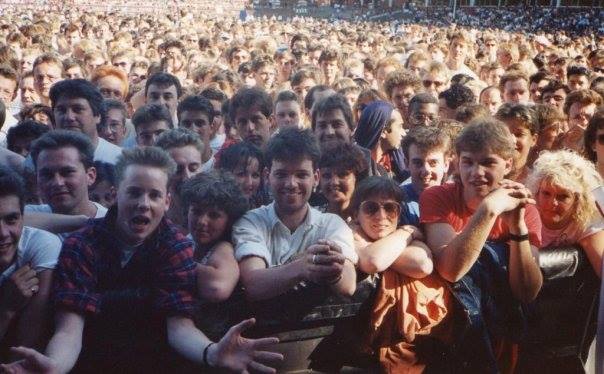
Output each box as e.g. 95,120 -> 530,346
0,347 -> 58,374
208,318 -> 283,373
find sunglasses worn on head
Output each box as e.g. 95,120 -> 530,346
360,201 -> 400,219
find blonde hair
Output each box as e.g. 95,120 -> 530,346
526,150 -> 603,231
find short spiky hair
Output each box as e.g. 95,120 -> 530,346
115,146 -> 176,187
155,128 -> 204,156
455,117 -> 514,159
402,126 -> 452,161
30,130 -> 95,169
265,127 -> 321,170
0,165 -> 26,212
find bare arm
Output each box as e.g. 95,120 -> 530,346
329,259 -> 356,297
238,257 -> 304,301
579,230 -> 604,278
14,270 -> 53,353
44,310 -> 85,373
196,242 -> 240,303
425,205 -> 498,282
23,213 -> 88,235
389,240 -> 434,279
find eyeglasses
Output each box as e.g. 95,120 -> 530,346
360,201 -> 400,219
594,67 -> 604,74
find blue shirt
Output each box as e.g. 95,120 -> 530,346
400,183 -> 420,227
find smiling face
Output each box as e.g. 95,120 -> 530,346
356,196 -> 400,241
268,158 -> 318,216
504,118 -> 537,174
188,204 -> 229,246
116,165 -> 170,245
536,179 -> 577,230
407,144 -> 449,194
319,167 -> 356,207
36,146 -> 96,215
458,148 -> 512,209
53,96 -> 101,140
0,195 -> 23,262
232,157 -> 261,199
314,108 -> 352,146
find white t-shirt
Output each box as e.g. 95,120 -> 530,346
541,218 -> 604,248
0,226 -> 61,287
25,202 -> 108,218
95,137 -> 123,165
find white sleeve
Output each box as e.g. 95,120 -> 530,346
232,213 -> 271,266
322,214 -> 358,265
20,227 -> 62,271
24,204 -> 52,213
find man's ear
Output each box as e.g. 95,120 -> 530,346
86,166 -> 97,187
270,113 -> 277,131
313,168 -> 320,190
504,157 -> 513,175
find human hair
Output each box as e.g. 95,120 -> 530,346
455,104 -> 490,123
584,109 -> 604,162
439,83 -> 476,110
0,65 -> 18,94
228,87 -> 272,123
495,103 -> 539,135
216,141 -> 265,173
155,128 -> 204,155
103,99 -> 127,124
275,90 -> 298,106
405,51 -> 430,69
304,85 -> 333,112
526,150 -> 603,232
32,52 -> 62,71
563,89 -> 603,116
319,141 -> 369,181
566,65 -> 590,79
199,87 -> 228,104
534,103 -> 565,129
383,70 -> 422,99
145,72 -> 182,98
449,31 -> 470,46
30,130 -> 95,169
115,146 -> 176,186
311,94 -> 354,131
402,125 -> 452,161
350,176 -> 403,213
62,57 -> 84,73
177,95 -> 215,124
455,117 -> 514,159
265,127 -> 321,170
7,120 -> 49,153
499,70 -> 528,92
90,65 -> 129,97
408,92 -> 438,115
91,161 -> 116,190
131,104 -> 174,131
0,165 -> 26,213
49,79 -> 106,124
18,104 -> 52,124
180,171 -> 248,240
291,68 -> 318,87
541,80 -> 570,97
529,71 -> 553,85
250,54 -> 275,72
318,49 -> 339,64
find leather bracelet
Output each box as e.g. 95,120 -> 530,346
203,342 -> 215,367
509,233 -> 530,242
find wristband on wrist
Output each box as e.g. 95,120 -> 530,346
509,233 -> 529,242
203,342 -> 216,367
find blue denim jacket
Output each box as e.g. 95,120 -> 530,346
447,241 -> 527,373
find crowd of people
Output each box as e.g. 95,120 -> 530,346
0,2 -> 603,373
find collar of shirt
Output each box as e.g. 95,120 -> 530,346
267,202 -> 319,235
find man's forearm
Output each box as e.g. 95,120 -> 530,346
241,260 -> 304,301
44,330 -> 82,373
167,316 -> 211,365
508,240 -> 542,303
23,212 -> 88,234
436,204 -> 499,282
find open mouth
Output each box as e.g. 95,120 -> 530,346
130,216 -> 151,231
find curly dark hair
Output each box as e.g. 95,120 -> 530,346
319,141 -> 368,181
180,171 -> 249,240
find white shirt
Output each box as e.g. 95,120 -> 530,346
0,111 -> 18,147
25,202 -> 108,218
0,226 -> 61,286
233,202 -> 358,267
94,137 -> 122,165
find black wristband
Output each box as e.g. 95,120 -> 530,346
203,342 -> 215,367
509,233 -> 530,242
